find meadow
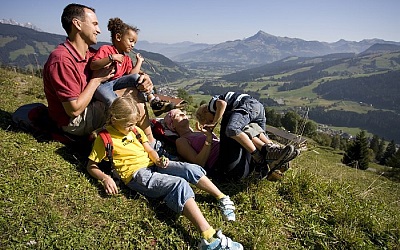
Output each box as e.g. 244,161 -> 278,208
0,68 -> 399,249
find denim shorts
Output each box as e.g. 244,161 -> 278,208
126,161 -> 206,213
223,98 -> 266,137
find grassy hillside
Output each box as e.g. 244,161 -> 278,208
1,68 -> 399,249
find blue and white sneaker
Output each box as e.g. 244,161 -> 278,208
198,230 -> 243,250
218,196 -> 236,221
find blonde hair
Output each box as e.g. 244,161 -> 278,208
195,104 -> 209,125
106,96 -> 140,126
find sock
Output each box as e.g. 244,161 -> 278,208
251,149 -> 264,163
261,144 -> 268,155
216,193 -> 226,200
149,96 -> 156,103
201,227 -> 217,243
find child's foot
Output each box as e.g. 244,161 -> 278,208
264,144 -> 294,170
151,99 -> 175,116
251,149 -> 268,172
198,230 -> 243,250
218,196 -> 236,221
266,162 -> 291,181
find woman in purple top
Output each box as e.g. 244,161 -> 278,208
164,109 -> 253,181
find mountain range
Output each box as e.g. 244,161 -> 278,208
172,31 -> 400,67
2,23 -> 400,71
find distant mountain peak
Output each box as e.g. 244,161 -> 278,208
248,30 -> 276,39
0,18 -> 42,31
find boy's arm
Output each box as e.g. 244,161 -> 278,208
211,99 -> 226,126
86,159 -> 119,195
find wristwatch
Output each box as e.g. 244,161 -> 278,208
108,54 -> 113,62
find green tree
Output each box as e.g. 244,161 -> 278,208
369,134 -> 380,159
303,120 -> 317,137
177,88 -> 193,105
342,130 -> 370,170
330,134 -> 341,150
376,138 -> 385,162
281,111 -> 301,134
380,140 -> 396,165
265,108 -> 282,127
312,132 -> 332,147
386,148 -> 400,168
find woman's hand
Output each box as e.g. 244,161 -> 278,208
196,122 -> 215,133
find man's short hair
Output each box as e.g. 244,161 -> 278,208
61,3 -> 95,35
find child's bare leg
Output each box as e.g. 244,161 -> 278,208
182,197 -> 212,232
196,176 -> 224,198
258,132 -> 274,144
252,133 -> 276,150
231,132 -> 257,153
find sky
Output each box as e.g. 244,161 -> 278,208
1,0 -> 399,47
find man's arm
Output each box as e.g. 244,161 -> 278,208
63,67 -> 114,117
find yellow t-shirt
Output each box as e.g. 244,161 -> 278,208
88,125 -> 153,184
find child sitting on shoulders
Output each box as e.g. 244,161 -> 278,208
90,17 -> 173,116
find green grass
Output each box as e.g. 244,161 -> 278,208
1,68 -> 399,249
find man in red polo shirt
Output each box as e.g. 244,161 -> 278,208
43,3 -> 155,144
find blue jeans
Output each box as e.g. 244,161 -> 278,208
215,98 -> 266,180
94,74 -> 150,106
126,161 -> 206,213
224,98 -> 266,137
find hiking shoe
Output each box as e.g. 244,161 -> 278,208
265,145 -> 294,170
266,162 -> 290,181
218,196 -> 236,221
151,99 -> 175,116
198,230 -> 243,250
284,148 -> 300,163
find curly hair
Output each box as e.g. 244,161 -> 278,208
107,17 -> 139,41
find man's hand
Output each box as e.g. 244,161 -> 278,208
92,65 -> 115,83
136,73 -> 153,93
112,54 -> 125,63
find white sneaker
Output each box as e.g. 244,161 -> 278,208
198,230 -> 243,250
218,196 -> 236,221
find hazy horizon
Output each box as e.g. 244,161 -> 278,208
1,0 -> 399,45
